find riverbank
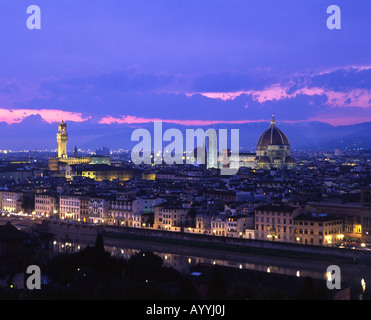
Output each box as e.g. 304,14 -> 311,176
35,219 -> 371,266
102,230 -> 358,265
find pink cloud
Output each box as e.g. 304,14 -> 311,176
0,108 -> 89,125
98,114 -> 305,126
98,115 -> 269,126
189,84 -> 300,102
190,65 -> 371,110
308,114 -> 371,126
320,89 -> 371,108
195,86 -> 371,109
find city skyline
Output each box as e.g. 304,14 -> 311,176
0,0 -> 371,150
2,0 -> 371,303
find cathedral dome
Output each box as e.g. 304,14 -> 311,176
258,156 -> 270,164
255,116 -> 295,170
257,115 -> 289,148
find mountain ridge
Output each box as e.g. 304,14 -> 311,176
1,116 -> 371,151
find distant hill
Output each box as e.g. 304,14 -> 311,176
1,115 -> 371,151
82,121 -> 371,151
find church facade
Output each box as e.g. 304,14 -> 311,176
204,115 -> 295,171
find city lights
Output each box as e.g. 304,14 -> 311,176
0,0 -> 370,303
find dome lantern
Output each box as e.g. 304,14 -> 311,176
270,115 -> 276,127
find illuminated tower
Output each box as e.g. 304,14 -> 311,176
57,121 -> 68,159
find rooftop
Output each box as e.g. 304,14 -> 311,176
294,213 -> 343,222
255,204 -> 299,213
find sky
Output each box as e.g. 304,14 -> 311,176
0,0 -> 371,149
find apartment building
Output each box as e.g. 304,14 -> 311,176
211,215 -> 255,238
59,195 -> 89,221
195,214 -> 212,234
0,164 -> 32,183
34,193 -> 59,217
203,190 -> 250,202
293,213 -> 344,246
154,202 -> 190,230
254,204 -> 301,242
88,197 -> 109,224
108,198 -> 143,227
1,191 -> 23,213
137,196 -> 167,214
211,217 -> 227,236
307,191 -> 371,243
237,215 -> 255,239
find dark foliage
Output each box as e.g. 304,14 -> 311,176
207,265 -> 227,299
0,234 -> 198,300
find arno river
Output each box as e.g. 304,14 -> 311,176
52,232 -> 371,300
3,217 -> 370,299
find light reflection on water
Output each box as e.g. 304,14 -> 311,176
52,236 -> 371,300
52,239 -> 323,278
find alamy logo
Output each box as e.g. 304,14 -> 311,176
326,265 -> 341,290
326,5 -> 341,30
131,121 -> 240,175
26,5 -> 41,30
26,265 -> 41,290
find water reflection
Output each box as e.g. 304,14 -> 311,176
52,239 -> 325,279
52,235 -> 370,300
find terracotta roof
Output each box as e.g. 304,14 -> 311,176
257,116 -> 289,148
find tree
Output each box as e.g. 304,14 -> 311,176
297,276 -> 315,300
94,233 -> 105,253
207,266 -> 227,299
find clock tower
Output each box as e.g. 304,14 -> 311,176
57,121 -> 68,159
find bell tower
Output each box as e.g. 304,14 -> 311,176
57,121 -> 68,158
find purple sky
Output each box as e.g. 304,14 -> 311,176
0,0 -> 371,149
